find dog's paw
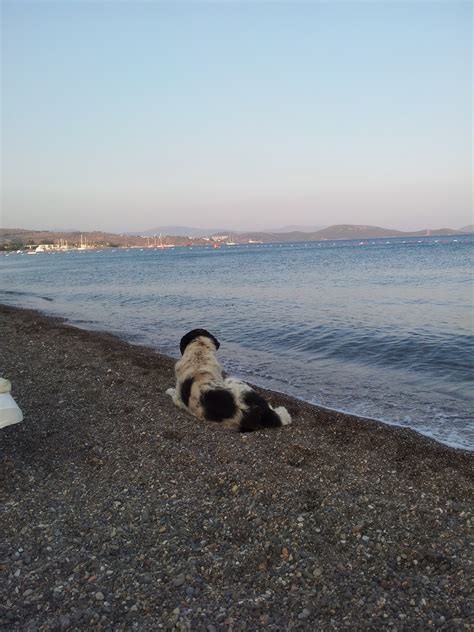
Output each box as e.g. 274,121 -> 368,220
275,406 -> 292,426
166,388 -> 177,398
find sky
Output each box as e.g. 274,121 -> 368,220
1,1 -> 472,233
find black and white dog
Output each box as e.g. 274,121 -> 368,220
166,329 -> 292,432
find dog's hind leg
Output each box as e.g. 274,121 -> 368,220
239,391 -> 292,432
258,404 -> 292,429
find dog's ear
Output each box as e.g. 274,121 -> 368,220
179,329 -> 220,355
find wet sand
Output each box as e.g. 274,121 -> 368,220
0,304 -> 472,631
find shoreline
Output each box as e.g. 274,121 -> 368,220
1,302 -> 472,456
1,231 -> 472,254
1,303 -> 473,630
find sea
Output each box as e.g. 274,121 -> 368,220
1,235 -> 473,451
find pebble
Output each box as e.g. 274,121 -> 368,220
71,610 -> 84,622
95,592 -> 105,601
298,608 -> 311,620
173,574 -> 185,587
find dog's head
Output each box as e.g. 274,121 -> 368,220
179,329 -> 220,355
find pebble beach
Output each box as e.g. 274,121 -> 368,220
1,304 -> 472,631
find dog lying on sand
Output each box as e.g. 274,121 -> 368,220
166,329 -> 292,432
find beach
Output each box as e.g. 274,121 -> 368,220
1,304 -> 472,630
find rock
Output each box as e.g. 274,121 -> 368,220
59,615 -> 71,630
298,608 -> 311,620
173,574 -> 185,587
95,592 -> 105,601
71,610 -> 84,622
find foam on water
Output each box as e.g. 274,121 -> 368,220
1,235 -> 473,450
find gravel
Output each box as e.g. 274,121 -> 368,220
0,304 -> 473,630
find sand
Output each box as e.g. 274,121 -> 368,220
0,304 -> 472,631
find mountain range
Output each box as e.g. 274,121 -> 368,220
138,223 -> 472,240
1,224 -> 472,249
129,224 -> 328,237
236,224 -> 467,243
127,226 -> 231,238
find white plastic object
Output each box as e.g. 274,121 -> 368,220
0,378 -> 23,429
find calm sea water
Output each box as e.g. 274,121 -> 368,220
1,235 -> 473,450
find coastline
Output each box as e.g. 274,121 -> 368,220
1,303 -> 472,629
2,236 -> 473,452
1,301 -> 471,456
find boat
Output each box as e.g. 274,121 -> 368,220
77,234 -> 91,250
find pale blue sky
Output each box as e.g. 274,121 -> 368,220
1,1 -> 472,232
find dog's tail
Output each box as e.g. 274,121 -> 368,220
239,391 -> 292,432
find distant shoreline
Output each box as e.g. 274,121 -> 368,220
1,225 -> 472,252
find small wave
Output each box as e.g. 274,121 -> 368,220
0,289 -> 54,302
238,324 -> 474,384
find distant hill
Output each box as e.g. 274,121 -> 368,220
0,228 -> 207,249
132,226 -> 233,237
310,224 -> 460,240
236,224 -> 462,243
460,224 -> 474,233
270,224 -> 326,233
0,224 -> 466,250
135,224 -> 327,236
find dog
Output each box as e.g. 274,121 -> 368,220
166,329 -> 292,432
